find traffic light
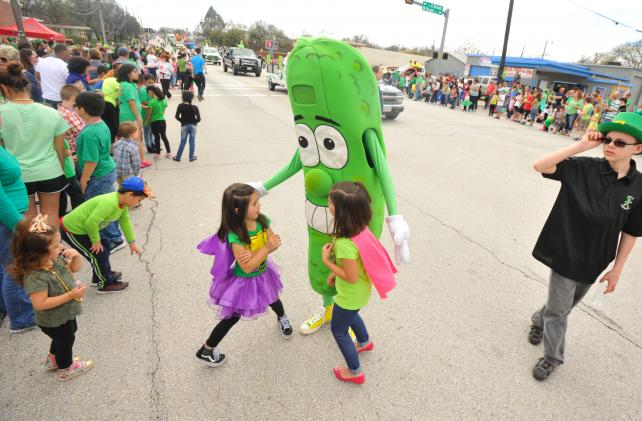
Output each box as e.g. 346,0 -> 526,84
405,0 -> 414,4
442,53 -> 449,60
432,51 -> 438,59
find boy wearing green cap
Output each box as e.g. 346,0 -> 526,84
528,112 -> 642,381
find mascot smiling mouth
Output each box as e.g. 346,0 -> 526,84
305,200 -> 334,234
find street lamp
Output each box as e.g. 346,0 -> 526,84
541,40 -> 553,59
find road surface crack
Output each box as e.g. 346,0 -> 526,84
139,197 -> 168,420
398,195 -> 642,352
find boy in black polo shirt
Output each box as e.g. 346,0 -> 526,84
529,112 -> 642,381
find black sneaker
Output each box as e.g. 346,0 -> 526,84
196,346 -> 225,367
109,240 -> 126,254
532,357 -> 560,381
97,281 -> 129,295
278,315 -> 293,339
528,324 -> 543,345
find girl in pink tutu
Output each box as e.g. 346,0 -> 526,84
195,183 -> 293,367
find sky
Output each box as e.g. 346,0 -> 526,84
125,0 -> 642,63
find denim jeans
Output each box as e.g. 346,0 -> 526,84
194,73 -> 206,97
176,124 -> 197,161
143,125 -> 154,151
84,169 -> 122,244
565,113 -> 578,132
0,223 -> 35,329
330,303 -> 369,374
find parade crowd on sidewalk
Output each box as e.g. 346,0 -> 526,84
387,65 -> 642,138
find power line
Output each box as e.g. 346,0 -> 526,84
566,0 -> 642,33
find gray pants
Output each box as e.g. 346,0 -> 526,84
531,271 -> 593,363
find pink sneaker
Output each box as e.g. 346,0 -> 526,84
58,359 -> 93,381
141,160 -> 152,168
45,353 -> 79,370
165,153 -> 174,159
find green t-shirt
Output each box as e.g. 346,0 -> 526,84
580,103 -> 594,120
62,192 -> 135,244
148,98 -> 168,123
102,77 -> 120,106
177,57 -> 187,72
139,86 -> 151,103
333,238 -> 371,310
119,81 -> 142,123
0,102 -> 68,183
76,120 -> 116,178
23,256 -> 82,328
565,97 -> 583,115
227,217 -> 271,278
63,140 -> 75,178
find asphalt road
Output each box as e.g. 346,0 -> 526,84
1,65 -> 641,420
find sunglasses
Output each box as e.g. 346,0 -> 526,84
602,136 -> 639,148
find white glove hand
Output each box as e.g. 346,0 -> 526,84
386,214 -> 410,265
247,181 -> 268,198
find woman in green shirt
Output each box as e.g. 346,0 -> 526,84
116,64 -> 148,168
0,62 -> 68,230
564,90 -> 583,135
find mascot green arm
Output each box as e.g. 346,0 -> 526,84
364,128 -> 409,264
364,128 -> 398,216
263,150 -> 303,191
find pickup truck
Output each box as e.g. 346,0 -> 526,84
223,48 -> 261,77
203,47 -> 221,65
379,83 -> 405,119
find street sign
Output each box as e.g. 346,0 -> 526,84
265,40 -> 272,49
422,1 -> 443,14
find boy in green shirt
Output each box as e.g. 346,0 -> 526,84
139,74 -> 155,153
74,92 -> 124,251
61,176 -> 150,294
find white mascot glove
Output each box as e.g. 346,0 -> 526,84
386,214 -> 410,265
247,181 -> 268,198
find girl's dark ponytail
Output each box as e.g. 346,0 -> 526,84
0,62 -> 30,93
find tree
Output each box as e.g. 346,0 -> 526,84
201,6 -> 225,40
577,52 -> 619,65
613,40 -> 642,69
454,41 -> 483,55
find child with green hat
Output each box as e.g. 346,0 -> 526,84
528,112 -> 642,381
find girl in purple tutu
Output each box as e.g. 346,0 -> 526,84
195,183 -> 293,367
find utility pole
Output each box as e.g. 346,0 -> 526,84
9,0 -> 27,44
98,0 -> 108,44
404,1 -> 449,75
541,40 -> 551,59
497,0 -> 514,84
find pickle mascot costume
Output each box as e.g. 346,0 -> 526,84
252,37 -> 410,335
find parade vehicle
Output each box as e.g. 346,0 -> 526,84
267,56 -> 288,91
379,82 -> 405,120
203,47 -> 221,65
223,48 -> 262,77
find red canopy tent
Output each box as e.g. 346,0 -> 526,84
0,18 -> 66,42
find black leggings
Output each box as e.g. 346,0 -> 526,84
40,318 -> 77,369
160,79 -> 172,98
151,120 -> 171,154
205,299 -> 285,348
102,101 -> 119,143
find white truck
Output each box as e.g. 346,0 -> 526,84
267,56 -> 287,91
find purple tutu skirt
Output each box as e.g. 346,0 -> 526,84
197,233 -> 283,320
208,260 -> 283,320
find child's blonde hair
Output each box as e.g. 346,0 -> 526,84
117,121 -> 138,139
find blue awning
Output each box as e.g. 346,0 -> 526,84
467,55 -> 630,82
587,77 -> 633,87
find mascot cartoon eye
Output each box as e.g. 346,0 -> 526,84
314,125 -> 348,169
295,124 -> 319,167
